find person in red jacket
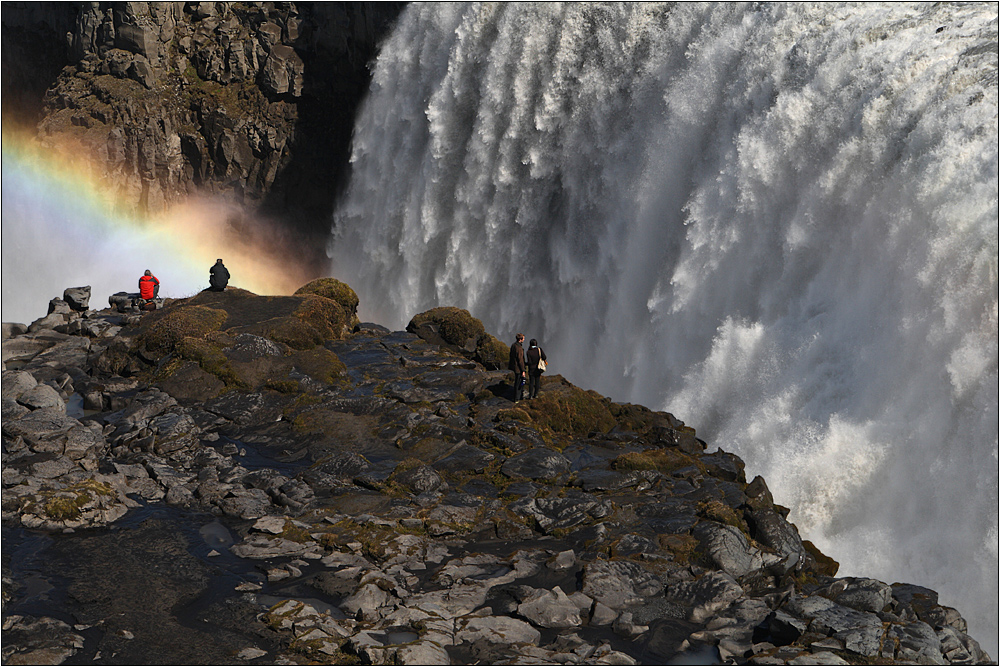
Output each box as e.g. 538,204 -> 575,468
138,269 -> 160,301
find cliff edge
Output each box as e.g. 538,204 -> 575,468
1,284 -> 992,665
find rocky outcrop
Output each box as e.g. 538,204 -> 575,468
1,289 -> 992,665
2,2 -> 404,269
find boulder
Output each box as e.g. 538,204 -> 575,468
0,615 -> 85,664
817,577 -> 893,614
509,492 -> 608,532
433,442 -> 496,474
745,507 -> 808,573
2,370 -> 38,401
17,383 -> 66,412
341,582 -> 392,622
693,521 -> 784,577
581,560 -> 663,610
517,586 -> 582,628
887,621 -> 946,663
2,322 -> 29,339
62,286 -> 92,311
3,397 -> 32,421
260,44 -> 304,96
219,488 -> 273,520
2,331 -> 73,364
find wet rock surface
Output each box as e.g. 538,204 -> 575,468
2,287 -> 992,665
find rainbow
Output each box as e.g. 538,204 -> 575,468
2,125 -> 316,323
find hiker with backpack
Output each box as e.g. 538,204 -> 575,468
525,338 -> 548,399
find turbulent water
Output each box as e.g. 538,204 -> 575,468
329,2 -> 1000,653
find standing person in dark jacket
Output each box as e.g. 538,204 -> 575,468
508,333 -> 526,402
525,338 -> 548,399
209,258 -> 230,292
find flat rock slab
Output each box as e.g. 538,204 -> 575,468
456,615 -> 541,646
582,560 -> 664,610
665,571 -> 744,623
501,448 -> 571,480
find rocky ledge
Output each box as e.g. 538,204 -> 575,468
2,282 -> 992,665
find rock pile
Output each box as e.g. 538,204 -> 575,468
2,284 -> 992,665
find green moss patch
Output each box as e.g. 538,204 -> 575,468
175,336 -> 246,388
295,278 -> 360,326
803,540 -> 840,577
612,448 -> 694,474
41,480 -> 115,521
658,534 -> 700,564
291,348 -> 347,386
494,408 -> 530,423
518,377 -> 617,436
408,307 -> 485,347
139,305 -> 228,354
279,520 -> 313,544
474,332 -> 508,370
697,499 -> 750,535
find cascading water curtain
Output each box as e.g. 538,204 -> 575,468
331,3 -> 999,652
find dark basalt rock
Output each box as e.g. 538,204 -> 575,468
1,285 -> 992,666
500,447 -> 571,480
3,3 -> 406,270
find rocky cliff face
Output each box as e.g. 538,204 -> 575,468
2,2 -> 403,269
1,284 -> 993,665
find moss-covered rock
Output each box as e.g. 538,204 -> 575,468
235,315 -> 325,351
174,336 -> 245,388
294,278 -> 360,330
407,307 -> 485,349
697,499 -> 751,536
608,402 -> 680,434
518,376 -> 617,436
803,539 -> 840,577
475,332 -> 509,370
290,348 -> 347,386
139,305 -> 228,355
293,294 -> 349,341
658,534 -> 700,565
35,480 -> 116,523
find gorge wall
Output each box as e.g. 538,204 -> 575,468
2,1 -> 403,271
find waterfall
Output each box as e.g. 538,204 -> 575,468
330,2 -> 999,652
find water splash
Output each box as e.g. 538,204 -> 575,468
331,2 -> 999,652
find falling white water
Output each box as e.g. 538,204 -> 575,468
331,2 -> 999,653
